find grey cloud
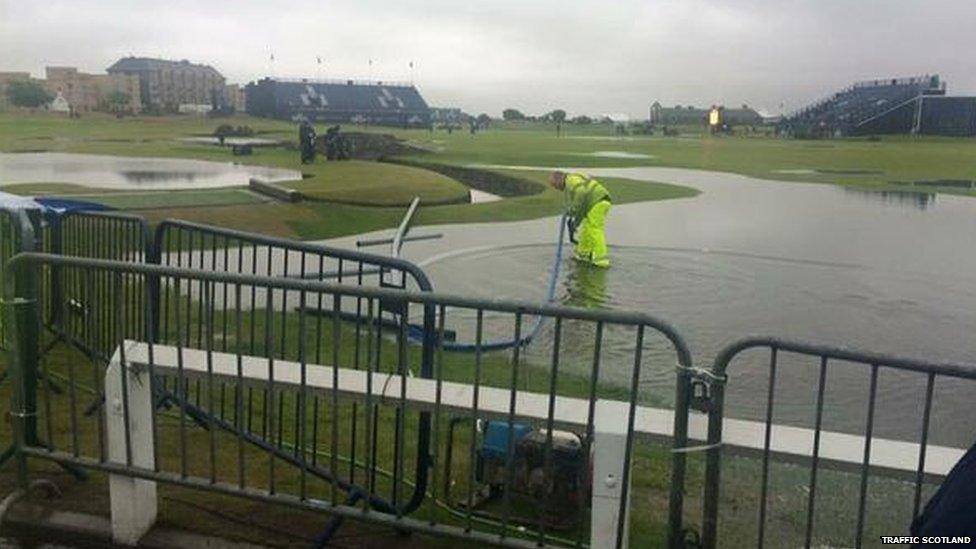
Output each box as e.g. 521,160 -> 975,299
2,0 -> 974,117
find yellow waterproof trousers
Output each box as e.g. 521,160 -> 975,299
575,200 -> 611,268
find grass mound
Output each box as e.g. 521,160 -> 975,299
289,160 -> 470,207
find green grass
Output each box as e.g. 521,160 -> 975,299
289,160 -> 469,206
386,124 -> 976,193
289,172 -> 697,240
0,112 -> 962,547
4,112 -> 973,241
0,113 -> 696,238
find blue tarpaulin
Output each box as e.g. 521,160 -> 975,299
35,197 -> 111,213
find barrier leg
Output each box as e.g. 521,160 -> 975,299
591,399 -> 631,549
105,345 -> 157,545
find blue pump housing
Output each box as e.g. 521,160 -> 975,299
481,421 -> 532,461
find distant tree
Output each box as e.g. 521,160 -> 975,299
5,81 -> 53,108
105,90 -> 131,113
502,108 -> 525,121
214,124 -> 235,138
630,121 -> 653,135
476,113 -> 491,128
571,115 -> 593,124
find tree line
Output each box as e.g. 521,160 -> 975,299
501,108 -> 599,124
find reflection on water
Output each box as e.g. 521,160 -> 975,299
326,165 -> 976,447
0,152 -> 301,190
406,159 -> 976,450
843,187 -> 937,210
426,245 -> 976,447
469,189 -> 502,203
177,136 -> 279,146
563,261 -> 610,309
119,170 -> 201,183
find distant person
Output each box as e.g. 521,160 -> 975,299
324,125 -> 345,160
549,171 -> 612,268
299,120 -> 316,164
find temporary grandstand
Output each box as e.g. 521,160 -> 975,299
781,75 -> 976,137
245,77 -> 431,127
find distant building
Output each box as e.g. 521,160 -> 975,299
107,57 -> 225,112
603,113 -> 630,123
650,102 -> 762,126
430,107 -> 465,125
245,77 -> 431,127
0,67 -> 140,113
44,66 -> 141,113
177,103 -> 212,115
224,84 -> 246,113
650,102 -> 705,125
722,106 -> 764,126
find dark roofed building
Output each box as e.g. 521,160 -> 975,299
107,57 -> 225,112
245,77 -> 431,127
650,102 -> 762,126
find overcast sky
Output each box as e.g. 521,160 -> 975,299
3,0 -> 975,117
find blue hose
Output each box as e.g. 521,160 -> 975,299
410,215 -> 567,352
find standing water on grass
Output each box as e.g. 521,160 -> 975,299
372,167 -> 976,448
468,188 -> 502,203
0,152 -> 301,190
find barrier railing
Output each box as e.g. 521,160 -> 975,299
3,207 -> 974,548
4,252 -> 695,548
42,210 -> 153,361
0,207 -> 39,474
0,207 -> 38,351
696,337 -> 976,549
151,218 -> 439,524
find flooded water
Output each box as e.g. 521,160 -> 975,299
177,136 -> 280,146
469,188 -> 502,203
587,150 -> 655,159
331,167 -> 976,447
0,152 -> 301,190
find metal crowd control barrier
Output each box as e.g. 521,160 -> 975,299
0,207 -> 40,472
151,218 -> 438,522
0,207 -> 40,351
42,210 -> 153,361
5,207 -> 973,547
4,252 -> 694,548
697,337 -> 976,549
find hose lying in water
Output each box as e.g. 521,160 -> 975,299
405,214 -> 567,352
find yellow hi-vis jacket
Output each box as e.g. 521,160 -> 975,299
564,173 -> 611,226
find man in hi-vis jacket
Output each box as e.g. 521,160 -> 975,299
549,171 -> 612,268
